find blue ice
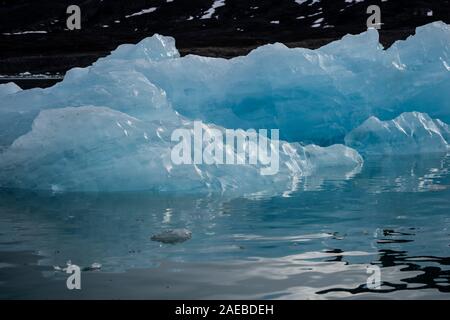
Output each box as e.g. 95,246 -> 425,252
0,22 -> 449,193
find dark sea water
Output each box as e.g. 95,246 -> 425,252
0,154 -> 449,299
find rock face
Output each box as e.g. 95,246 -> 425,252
345,112 -> 450,155
0,0 -> 449,75
151,229 -> 192,244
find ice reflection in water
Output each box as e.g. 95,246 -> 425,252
0,153 -> 449,298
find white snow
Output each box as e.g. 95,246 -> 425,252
201,0 -> 226,19
2,31 -> 47,35
125,7 -> 157,19
311,17 -> 323,28
295,0 -> 321,5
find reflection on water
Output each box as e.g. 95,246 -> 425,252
0,153 -> 449,299
318,250 -> 450,297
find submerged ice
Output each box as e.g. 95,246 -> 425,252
0,22 -> 449,193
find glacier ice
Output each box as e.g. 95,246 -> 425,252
0,21 -> 449,193
0,82 -> 22,96
85,21 -> 449,145
345,112 -> 450,155
1,22 -> 449,148
0,105 -> 362,193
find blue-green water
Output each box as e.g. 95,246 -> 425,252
0,154 -> 449,299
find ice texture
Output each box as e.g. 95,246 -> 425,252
345,112 -> 450,155
0,22 -> 449,193
94,21 -> 448,145
0,82 -> 22,96
1,22 -> 449,147
0,105 -> 362,193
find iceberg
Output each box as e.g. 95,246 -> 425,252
345,112 -> 450,155
151,229 -> 192,244
1,22 -> 449,147
0,105 -> 362,193
0,22 -> 449,193
0,82 -> 22,96
89,21 -> 449,145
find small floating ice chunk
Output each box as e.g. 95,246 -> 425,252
53,260 -> 73,272
151,229 -> 192,244
83,262 -> 102,271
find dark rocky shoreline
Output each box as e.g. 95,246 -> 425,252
1,0 -> 449,77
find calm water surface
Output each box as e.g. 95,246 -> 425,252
0,154 -> 449,299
